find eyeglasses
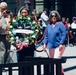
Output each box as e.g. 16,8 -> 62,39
2,8 -> 7,11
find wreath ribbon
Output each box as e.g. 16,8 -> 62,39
15,40 -> 29,51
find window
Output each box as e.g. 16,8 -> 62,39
7,0 -> 17,15
35,0 -> 44,13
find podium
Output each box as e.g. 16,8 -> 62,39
13,29 -> 35,62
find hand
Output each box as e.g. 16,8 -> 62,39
59,44 -> 63,51
2,10 -> 7,16
43,44 -> 46,52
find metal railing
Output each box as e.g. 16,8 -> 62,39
0,57 -> 66,75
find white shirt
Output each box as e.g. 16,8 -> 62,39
40,12 -> 49,27
0,12 -> 7,34
71,22 -> 76,29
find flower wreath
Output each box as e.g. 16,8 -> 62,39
6,14 -> 42,50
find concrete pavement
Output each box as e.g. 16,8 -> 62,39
35,45 -> 76,75
3,45 -> 76,75
62,46 -> 76,75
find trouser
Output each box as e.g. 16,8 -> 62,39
0,35 -> 10,64
0,41 -> 6,64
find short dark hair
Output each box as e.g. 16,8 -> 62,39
20,6 -> 29,14
43,8 -> 48,12
72,17 -> 76,20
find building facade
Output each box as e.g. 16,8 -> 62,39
35,0 -> 76,22
0,0 -> 76,22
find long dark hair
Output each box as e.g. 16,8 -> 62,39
20,6 -> 29,14
48,10 -> 61,24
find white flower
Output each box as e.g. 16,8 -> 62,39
32,21 -> 36,24
9,31 -> 12,34
28,17 -> 31,20
19,16 -> 22,19
12,19 -> 16,22
35,29 -> 39,32
10,37 -> 14,40
26,39 -> 29,43
32,35 -> 35,38
10,26 -> 13,28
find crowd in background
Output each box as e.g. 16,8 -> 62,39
1,1 -> 76,75
0,0 -> 76,64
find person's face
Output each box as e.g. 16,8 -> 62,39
66,18 -> 69,22
25,3 -> 29,8
74,20 -> 76,23
62,18 -> 65,22
32,9 -> 37,15
1,6 -> 7,12
21,9 -> 28,16
51,13 -> 57,24
44,11 -> 47,15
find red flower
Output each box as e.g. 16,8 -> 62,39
35,20 -> 39,23
8,20 -> 12,24
31,16 -> 35,19
24,13 -> 28,17
14,16 -> 17,19
5,28 -> 9,31
6,35 -> 9,39
16,43 -> 23,51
